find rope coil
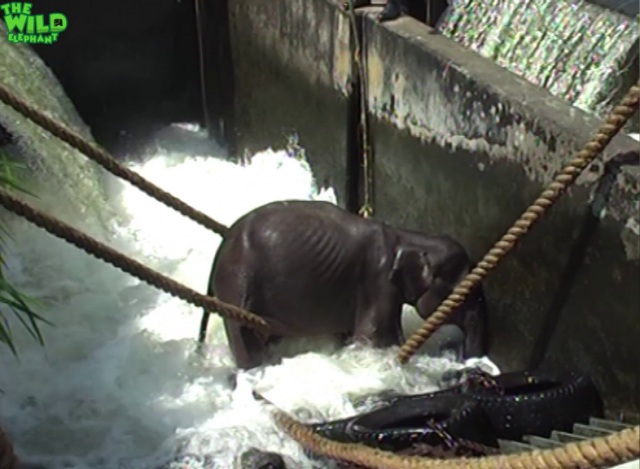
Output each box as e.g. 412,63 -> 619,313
346,1 -> 375,219
0,83 -> 229,238
398,83 -> 640,363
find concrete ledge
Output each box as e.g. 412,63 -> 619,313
361,9 -> 639,253
363,10 -> 638,187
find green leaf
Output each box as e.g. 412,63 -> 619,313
0,315 -> 18,357
0,148 -> 50,356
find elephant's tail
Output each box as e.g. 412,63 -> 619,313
197,269 -> 217,347
197,307 -> 211,346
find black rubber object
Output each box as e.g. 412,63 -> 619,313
341,0 -> 371,9
311,369 -> 603,451
395,368 -> 604,442
310,393 -> 498,451
462,369 -> 605,441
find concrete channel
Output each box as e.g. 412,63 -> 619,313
27,0 -> 640,419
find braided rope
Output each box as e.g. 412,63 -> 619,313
398,83 -> 639,363
273,409 -> 639,469
0,83 -> 229,237
0,187 -> 270,335
345,1 -> 374,219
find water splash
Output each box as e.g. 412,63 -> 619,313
439,0 -> 638,121
0,21 -> 112,231
0,125 -> 499,468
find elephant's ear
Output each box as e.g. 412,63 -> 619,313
389,246 -> 433,304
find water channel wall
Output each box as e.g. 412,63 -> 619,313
229,0 -> 640,417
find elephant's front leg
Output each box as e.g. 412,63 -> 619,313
353,287 -> 404,348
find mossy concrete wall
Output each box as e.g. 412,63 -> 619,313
228,0 -> 356,208
229,0 -> 639,416
359,10 -> 639,418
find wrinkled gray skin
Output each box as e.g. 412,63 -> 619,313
202,200 -> 487,370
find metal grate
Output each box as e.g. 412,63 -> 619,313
498,417 -> 639,469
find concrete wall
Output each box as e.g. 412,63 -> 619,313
359,9 -> 639,417
229,0 -> 640,416
228,0 -> 357,209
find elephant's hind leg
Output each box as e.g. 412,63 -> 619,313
213,241 -> 268,370
219,287 -> 267,370
223,319 -> 266,370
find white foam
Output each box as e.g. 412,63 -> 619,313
0,127 -> 498,468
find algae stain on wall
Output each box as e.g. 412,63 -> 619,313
332,13 -> 353,94
365,41 -> 552,184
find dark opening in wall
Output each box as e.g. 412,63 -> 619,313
28,0 -> 202,156
425,0 -> 449,27
405,0 -> 448,28
195,0 -> 237,157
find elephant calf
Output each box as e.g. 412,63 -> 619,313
198,200 -> 487,370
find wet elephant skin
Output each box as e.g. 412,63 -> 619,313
199,200 -> 487,370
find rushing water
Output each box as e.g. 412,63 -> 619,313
438,0 -> 638,125
0,121 -> 500,469
0,20 -> 113,230
0,22 -> 505,469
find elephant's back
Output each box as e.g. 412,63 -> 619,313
234,200 -> 352,223
231,200 -> 361,243
220,200 -> 364,334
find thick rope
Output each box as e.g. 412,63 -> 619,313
0,428 -> 19,469
194,0 -> 212,136
0,83 -> 229,238
272,408 -> 640,469
398,82 -> 640,363
346,2 -> 374,219
0,188 -> 269,335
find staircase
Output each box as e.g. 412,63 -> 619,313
498,417 -> 639,469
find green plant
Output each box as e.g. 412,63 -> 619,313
0,150 -> 50,357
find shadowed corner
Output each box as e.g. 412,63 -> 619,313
528,148 -> 640,371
